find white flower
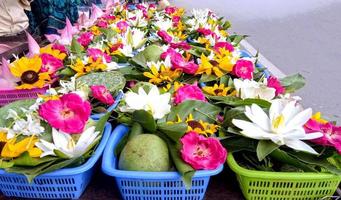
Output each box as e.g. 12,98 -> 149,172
36,126 -> 100,158
119,44 -> 134,57
120,85 -> 171,119
234,79 -> 276,101
154,18 -> 173,31
122,28 -> 146,49
6,109 -> 19,120
12,114 -> 44,137
146,57 -> 171,71
59,77 -> 89,100
127,10 -> 148,27
232,99 -> 323,154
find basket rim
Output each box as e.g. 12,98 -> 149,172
102,124 -> 224,179
0,119 -> 112,177
227,152 -> 341,179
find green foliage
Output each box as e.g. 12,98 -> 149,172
280,73 -> 305,93
131,45 -> 163,68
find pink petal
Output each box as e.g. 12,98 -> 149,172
45,34 -> 60,43
26,31 -> 40,58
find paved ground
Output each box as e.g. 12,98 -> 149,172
173,0 -> 341,121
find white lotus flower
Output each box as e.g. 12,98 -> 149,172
154,18 -> 173,31
232,99 -> 323,154
36,126 -> 100,158
10,114 -> 44,138
120,85 -> 171,119
146,57 -> 171,71
234,79 -> 276,101
127,10 -> 148,27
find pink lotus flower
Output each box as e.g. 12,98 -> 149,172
267,76 -> 286,96
157,30 -> 173,43
117,21 -> 129,32
0,57 -> 19,90
180,131 -> 227,170
197,28 -> 213,36
40,54 -> 64,74
232,59 -> 254,80
45,18 -> 77,45
87,48 -> 111,63
170,41 -> 191,50
174,83 -> 206,104
90,85 -> 115,105
39,93 -> 91,134
52,44 -> 67,54
90,3 -> 104,24
214,42 -> 234,53
77,32 -> 93,47
26,31 -> 40,57
161,48 -> 198,74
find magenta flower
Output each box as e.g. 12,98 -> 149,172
40,54 -> 64,75
180,131 -> 227,170
267,76 -> 286,96
90,85 -> 115,105
97,20 -> 108,28
77,32 -> 93,47
52,43 -> 67,54
39,93 -> 91,134
170,41 -> 191,50
165,6 -> 177,15
232,59 -> 254,80
161,48 -> 198,74
197,28 -> 213,36
172,16 -> 181,26
174,83 -> 206,104
87,48 -> 111,63
157,30 -> 173,43
214,42 -> 234,53
117,21 -> 129,32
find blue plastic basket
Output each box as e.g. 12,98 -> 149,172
102,124 -> 224,200
91,90 -> 124,120
0,122 -> 112,199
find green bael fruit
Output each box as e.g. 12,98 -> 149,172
118,134 -> 170,172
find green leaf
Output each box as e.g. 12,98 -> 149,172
288,152 -> 341,175
280,73 -> 305,93
132,110 -> 157,133
199,74 -> 218,83
128,122 -> 143,141
13,152 -> 56,166
220,136 -> 257,153
99,27 -> 117,39
228,35 -> 247,45
131,45 -> 164,68
70,37 -> 83,54
0,159 -> 14,168
54,149 -> 70,159
222,107 -> 248,128
58,67 -> 76,77
167,100 -> 221,124
269,149 -> 317,172
76,71 -> 126,94
95,111 -> 111,133
256,140 -> 279,161
209,96 -> 271,108
157,122 -> 187,143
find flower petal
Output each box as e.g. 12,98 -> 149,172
286,108 -> 312,131
245,104 -> 271,132
285,139 -> 319,154
232,119 -> 273,140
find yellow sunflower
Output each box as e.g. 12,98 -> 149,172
40,45 -> 66,60
10,56 -> 51,89
143,65 -> 182,85
203,83 -> 237,96
185,114 -> 219,136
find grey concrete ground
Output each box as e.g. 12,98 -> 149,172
173,0 -> 341,121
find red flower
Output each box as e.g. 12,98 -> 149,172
90,85 -> 115,105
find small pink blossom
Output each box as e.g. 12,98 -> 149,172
267,76 -> 286,96
157,30 -> 173,43
97,20 -> 108,28
165,6 -> 177,15
87,48 -> 111,63
174,83 -> 206,104
170,41 -> 191,50
232,59 -> 254,80
180,131 -> 227,170
77,32 -> 93,47
117,21 -> 129,32
161,48 -> 198,74
102,14 -> 116,21
90,85 -> 115,105
149,4 -> 157,9
214,42 -> 234,53
38,93 -> 91,134
52,43 -> 67,54
172,16 -> 181,26
40,54 -> 64,75
197,28 -> 213,36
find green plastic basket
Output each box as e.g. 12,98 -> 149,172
227,153 -> 341,200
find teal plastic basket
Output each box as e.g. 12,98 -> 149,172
0,122 -> 112,199
102,124 -> 224,200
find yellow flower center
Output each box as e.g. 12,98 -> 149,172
272,114 -> 285,133
60,108 -> 74,119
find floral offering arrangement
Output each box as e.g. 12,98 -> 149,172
0,79 -> 113,182
0,1 -> 340,196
